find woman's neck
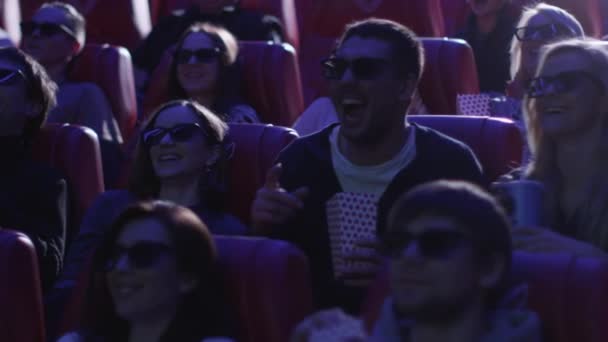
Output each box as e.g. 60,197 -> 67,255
44,63 -> 68,85
410,299 -> 484,342
128,311 -> 175,342
158,176 -> 201,207
192,93 -> 216,109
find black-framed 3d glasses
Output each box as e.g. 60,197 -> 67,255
176,47 -> 222,64
528,70 -> 605,98
321,56 -> 392,81
514,23 -> 577,42
380,230 -> 470,259
105,242 -> 173,271
20,21 -> 78,41
142,123 -> 208,147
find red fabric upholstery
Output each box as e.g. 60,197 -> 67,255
0,229 -> 45,342
440,0 -> 471,36
67,44 -> 138,142
56,236 -> 313,342
151,0 -> 299,48
144,41 -> 303,126
361,252 -> 608,342
418,38 -> 480,114
295,0 -> 445,106
227,124 -> 298,225
216,236 -> 314,342
0,0 -> 21,44
31,124 -> 104,232
408,115 -> 522,182
20,0 -> 152,49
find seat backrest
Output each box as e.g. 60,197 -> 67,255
408,115 -> 522,182
295,0 -> 445,105
67,44 -> 138,142
20,0 -> 152,49
31,124 -> 104,232
151,0 -> 299,49
418,38 -> 480,114
0,0 -> 21,44
362,252 -> 608,342
144,41 -> 303,126
216,236 -> 314,342
0,229 -> 45,342
226,124 -> 299,225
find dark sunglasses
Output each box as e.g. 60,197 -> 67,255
321,56 -> 391,81
142,123 -> 207,147
381,230 -> 469,259
105,242 -> 173,271
176,48 -> 222,64
20,21 -> 77,40
528,70 -> 605,98
514,23 -> 576,42
0,68 -> 26,85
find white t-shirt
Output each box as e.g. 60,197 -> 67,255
329,125 -> 417,196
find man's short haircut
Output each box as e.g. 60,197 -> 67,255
41,1 -> 86,49
384,180 -> 512,307
0,47 -> 58,142
335,18 -> 425,82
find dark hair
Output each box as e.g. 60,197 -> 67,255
0,47 -> 57,144
335,18 -> 425,82
167,22 -> 243,116
128,100 -> 231,212
384,180 -> 512,307
40,1 -> 87,48
81,200 -> 232,341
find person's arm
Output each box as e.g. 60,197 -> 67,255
25,176 -> 67,292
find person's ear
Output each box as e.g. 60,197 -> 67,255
179,274 -> 199,294
71,41 -> 81,55
206,145 -> 222,168
479,254 -> 505,290
398,77 -> 417,102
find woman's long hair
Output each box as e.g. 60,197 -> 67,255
167,22 -> 243,118
524,39 -> 608,249
128,100 -> 232,212
79,200 -> 233,341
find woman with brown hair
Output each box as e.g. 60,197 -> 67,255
57,200 -> 235,341
168,22 -> 259,123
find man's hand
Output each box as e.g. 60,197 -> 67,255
251,163 -> 308,234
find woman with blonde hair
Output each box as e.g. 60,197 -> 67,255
507,2 -> 584,98
512,38 -> 608,256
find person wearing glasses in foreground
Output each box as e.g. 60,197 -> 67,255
57,200 -> 235,342
251,18 -> 484,313
21,2 -> 124,185
167,22 -> 260,123
505,38 -> 608,258
0,47 -> 66,292
47,100 -> 246,338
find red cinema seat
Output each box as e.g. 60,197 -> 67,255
362,252 -> 608,342
0,0 -> 21,44
55,236 -> 313,342
0,229 -> 45,342
227,124 -> 299,225
408,115 -> 523,182
67,44 -> 138,142
216,236 -> 314,342
144,41 -> 304,126
295,0 -> 445,105
418,38 -> 480,114
20,0 -> 152,49
31,124 -> 104,234
151,0 -> 299,49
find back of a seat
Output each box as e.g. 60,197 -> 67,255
418,38 -> 480,114
31,124 -> 104,232
362,252 -> 608,342
227,124 -> 298,225
20,0 -> 152,49
408,115 -> 522,182
67,44 -> 138,142
216,236 -> 314,342
0,0 -> 21,44
295,0 -> 445,105
144,41 -> 303,126
0,229 -> 45,342
152,0 -> 299,49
